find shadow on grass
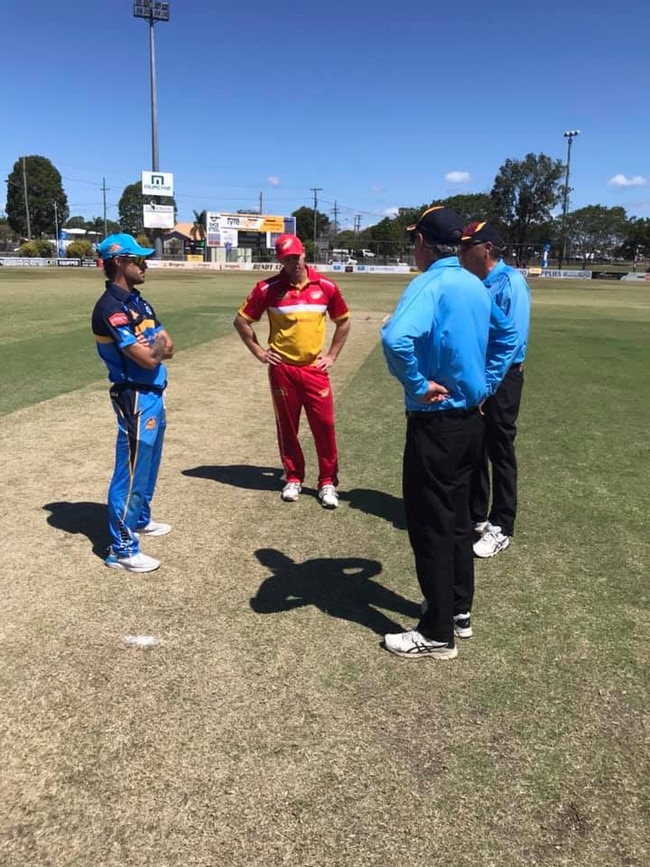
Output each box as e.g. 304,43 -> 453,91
182,464 -> 284,492
183,467 -> 406,528
43,501 -> 109,559
341,488 -> 406,530
250,548 -> 418,635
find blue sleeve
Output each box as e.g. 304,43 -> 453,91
380,281 -> 433,399
485,299 -> 518,395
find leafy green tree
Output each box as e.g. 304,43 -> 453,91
331,230 -> 357,250
65,239 -> 95,259
118,181 -> 176,236
490,153 -> 564,257
0,217 -> 19,252
369,216 -> 404,256
618,217 -> 650,262
118,182 -> 147,235
292,206 -> 330,242
565,205 -> 628,263
18,239 -> 54,257
88,216 -> 120,237
439,193 -> 494,225
6,155 -> 68,238
65,215 -> 87,229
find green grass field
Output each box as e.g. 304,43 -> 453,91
0,267 -> 648,866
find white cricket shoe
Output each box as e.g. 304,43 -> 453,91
136,520 -> 172,537
105,550 -> 160,573
473,522 -> 511,558
383,629 -> 458,660
318,484 -> 339,509
281,482 -> 302,502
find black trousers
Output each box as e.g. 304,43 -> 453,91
470,366 -> 524,537
402,409 -> 483,645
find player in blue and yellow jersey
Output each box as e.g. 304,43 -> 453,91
381,207 -> 517,661
459,221 -> 531,559
92,233 -> 174,573
234,234 -> 350,509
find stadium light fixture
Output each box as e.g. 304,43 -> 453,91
559,130 -> 580,271
133,1 -> 170,258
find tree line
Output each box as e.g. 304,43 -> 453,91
4,154 -> 650,265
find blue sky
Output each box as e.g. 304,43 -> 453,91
1,0 -> 648,230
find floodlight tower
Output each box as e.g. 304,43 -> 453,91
559,129 -> 580,271
133,1 -> 170,258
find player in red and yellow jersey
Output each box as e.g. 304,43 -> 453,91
234,234 -> 351,508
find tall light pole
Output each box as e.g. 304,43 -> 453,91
311,187 -> 322,262
53,201 -> 59,258
21,157 -> 31,240
559,129 -> 579,271
133,1 -> 170,258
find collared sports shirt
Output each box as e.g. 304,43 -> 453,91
91,281 -> 167,387
381,257 -> 517,411
483,259 -> 531,364
238,266 -> 349,365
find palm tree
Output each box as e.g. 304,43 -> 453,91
190,209 -> 207,242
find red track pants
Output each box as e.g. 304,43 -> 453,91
268,362 -> 339,488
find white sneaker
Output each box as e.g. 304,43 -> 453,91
474,521 -> 489,535
136,520 -> 172,537
281,482 -> 302,502
473,523 -> 511,558
383,629 -> 458,660
453,612 -> 473,639
318,484 -> 339,509
105,550 -> 160,573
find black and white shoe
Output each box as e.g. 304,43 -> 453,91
453,612 -> 472,639
383,629 -> 458,660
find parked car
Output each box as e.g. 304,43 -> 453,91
328,256 -> 357,265
357,249 -> 376,258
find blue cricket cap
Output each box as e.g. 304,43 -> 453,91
97,233 -> 155,260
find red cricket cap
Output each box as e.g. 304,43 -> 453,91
275,233 -> 304,260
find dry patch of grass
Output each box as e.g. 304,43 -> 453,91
0,311 -> 647,867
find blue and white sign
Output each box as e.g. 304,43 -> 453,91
141,171 -> 174,197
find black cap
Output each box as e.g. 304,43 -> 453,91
460,220 -> 502,246
406,206 -> 463,244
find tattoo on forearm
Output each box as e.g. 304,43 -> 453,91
150,333 -> 166,361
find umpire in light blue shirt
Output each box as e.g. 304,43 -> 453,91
380,206 -> 517,661
459,221 -> 531,560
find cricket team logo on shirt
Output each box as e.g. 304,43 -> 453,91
108,312 -> 129,327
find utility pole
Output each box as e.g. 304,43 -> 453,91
310,187 -> 322,262
354,214 -> 362,237
102,177 -> 108,237
332,200 -> 339,237
22,156 -> 31,240
559,129 -> 580,271
53,201 -> 59,258
259,191 -> 263,214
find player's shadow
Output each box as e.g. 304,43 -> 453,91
182,464 -> 285,492
341,488 -> 406,530
43,501 -> 110,559
250,548 -> 418,635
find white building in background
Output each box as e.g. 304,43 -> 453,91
57,228 -> 101,252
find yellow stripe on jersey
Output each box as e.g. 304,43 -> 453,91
268,305 -> 329,365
